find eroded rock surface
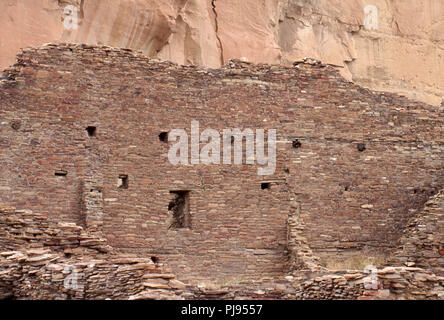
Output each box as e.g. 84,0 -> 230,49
1,0 -> 443,105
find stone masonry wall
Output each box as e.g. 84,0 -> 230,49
391,189 -> 444,270
1,206 -> 442,300
1,44 -> 443,280
0,206 -> 188,300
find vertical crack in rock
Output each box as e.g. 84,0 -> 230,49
79,0 -> 84,19
211,0 -> 224,65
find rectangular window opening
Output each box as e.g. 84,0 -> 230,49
159,132 -> 169,143
118,174 -> 129,189
261,182 -> 271,190
86,126 -> 97,137
55,170 -> 68,177
168,191 -> 191,229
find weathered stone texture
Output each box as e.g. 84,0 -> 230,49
0,44 -> 443,281
0,206 -> 186,300
2,0 -> 444,106
0,206 -> 442,300
391,189 -> 444,270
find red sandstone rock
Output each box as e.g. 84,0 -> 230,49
1,0 -> 443,106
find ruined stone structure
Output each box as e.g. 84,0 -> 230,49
391,189 -> 444,270
1,205 -> 442,300
0,44 -> 443,298
2,0 -> 444,107
0,206 -> 187,300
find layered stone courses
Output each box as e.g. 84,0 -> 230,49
0,44 -> 443,284
0,206 -> 187,299
391,189 -> 444,270
1,206 -> 442,300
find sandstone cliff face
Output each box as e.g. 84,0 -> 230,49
1,0 -> 443,105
